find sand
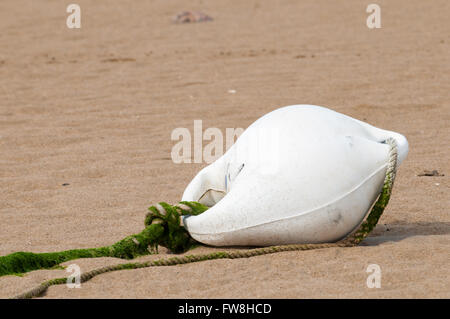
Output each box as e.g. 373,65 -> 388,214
0,0 -> 449,298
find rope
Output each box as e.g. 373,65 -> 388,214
11,138 -> 397,299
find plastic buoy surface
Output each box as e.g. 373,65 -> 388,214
182,105 -> 408,246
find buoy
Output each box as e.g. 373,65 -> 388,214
182,105 -> 408,246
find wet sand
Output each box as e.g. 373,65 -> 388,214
0,0 -> 449,298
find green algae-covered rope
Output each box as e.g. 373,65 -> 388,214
0,225 -> 163,277
12,243 -> 352,299
0,201 -> 208,278
343,137 -> 397,245
11,138 -> 397,299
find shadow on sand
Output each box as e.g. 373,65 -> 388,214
361,221 -> 450,246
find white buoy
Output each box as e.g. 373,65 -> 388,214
181,105 -> 408,246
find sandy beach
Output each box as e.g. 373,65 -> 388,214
0,0 -> 449,298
